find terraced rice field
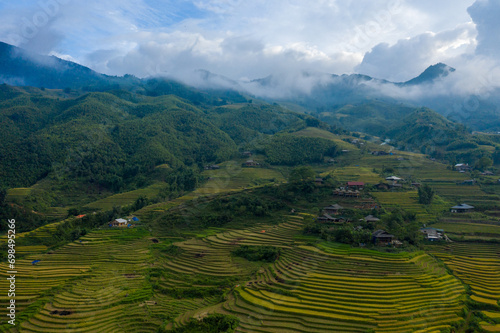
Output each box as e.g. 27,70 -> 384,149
0,221 -> 64,256
428,242 -> 500,331
198,164 -> 286,195
6,188 -> 33,202
149,215 -> 467,332
432,222 -> 500,240
429,182 -> 499,205
158,215 -> 308,279
292,127 -> 358,151
358,154 -> 461,180
322,166 -> 384,184
225,246 -> 465,333
0,229 -> 160,332
2,205 -> 494,332
85,182 -> 166,210
371,191 -> 449,223
135,165 -> 285,217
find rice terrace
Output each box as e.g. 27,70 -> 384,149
1,1 -> 500,331
1,146 -> 500,332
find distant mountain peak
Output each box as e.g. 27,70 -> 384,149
402,63 -> 456,86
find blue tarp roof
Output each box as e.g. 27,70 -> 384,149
132,217 -> 139,221
32,260 -> 40,265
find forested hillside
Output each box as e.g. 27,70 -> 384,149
0,84 -> 322,191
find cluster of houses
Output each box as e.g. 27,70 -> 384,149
204,164 -> 220,170
241,151 -> 261,167
244,160 -> 260,167
371,227 -> 447,244
455,163 -> 495,177
371,151 -> 391,156
372,176 -> 405,190
315,194 -> 458,245
455,164 -> 472,172
109,216 -> 139,228
332,181 -> 365,197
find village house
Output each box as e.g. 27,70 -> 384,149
364,215 -> 380,223
386,176 -> 402,182
372,230 -> 395,245
347,181 -> 364,190
242,151 -> 252,157
204,164 -> 220,170
450,204 -> 475,213
317,214 -> 336,223
371,151 -> 389,156
420,227 -> 444,241
411,183 -> 422,188
481,171 -> 494,176
315,178 -> 324,185
244,160 -> 259,167
111,218 -> 128,227
333,188 -> 360,197
455,163 -> 471,172
323,204 -> 344,215
459,179 -> 476,186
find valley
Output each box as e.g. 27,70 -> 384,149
1,37 -> 500,332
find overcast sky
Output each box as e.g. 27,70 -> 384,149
0,0 -> 498,85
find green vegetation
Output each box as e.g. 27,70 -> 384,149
231,245 -> 281,262
264,134 -> 338,165
418,184 -> 435,204
163,314 -> 239,333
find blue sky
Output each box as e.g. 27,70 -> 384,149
0,0 -> 498,90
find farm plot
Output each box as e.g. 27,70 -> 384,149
428,242 -> 500,331
6,188 -> 33,202
0,221 -> 64,258
85,182 -> 165,210
0,229 -> 160,333
135,165 -> 285,218
357,154 -> 465,182
429,182 -> 499,206
432,222 -> 500,241
158,215 -> 308,279
154,214 -> 466,332
223,245 -> 465,333
323,166 -> 383,184
291,127 -> 358,151
197,164 -> 286,195
371,191 -> 449,223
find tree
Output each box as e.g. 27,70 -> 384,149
475,156 -> 493,171
67,208 -> 79,217
418,184 -> 435,205
289,166 -> 315,183
0,188 -> 6,206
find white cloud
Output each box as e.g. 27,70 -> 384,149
0,0 -> 499,100
468,0 -> 500,57
356,23 -> 477,81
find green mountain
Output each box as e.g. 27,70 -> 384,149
0,85 -> 311,190
386,108 -> 467,150
316,100 -> 417,136
0,41 -> 133,90
401,63 -> 456,86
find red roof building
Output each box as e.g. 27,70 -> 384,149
347,181 -> 365,187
